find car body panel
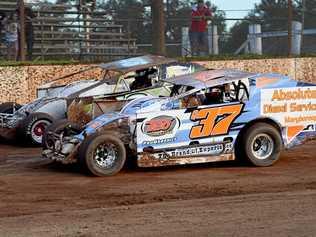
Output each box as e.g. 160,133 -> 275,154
35,98 -> 68,120
163,69 -> 257,89
37,80 -> 100,98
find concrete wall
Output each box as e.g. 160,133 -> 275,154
0,57 -> 315,104
0,65 -> 103,104
197,58 -> 316,84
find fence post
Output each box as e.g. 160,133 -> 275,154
248,25 -> 254,53
151,0 -> 166,56
18,0 -> 26,61
181,27 -> 191,57
291,21 -> 302,55
248,24 -> 262,55
254,24 -> 262,55
207,25 -> 219,55
41,18 -> 44,61
127,20 -> 131,56
207,25 -> 212,55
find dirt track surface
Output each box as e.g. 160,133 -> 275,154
0,142 -> 315,237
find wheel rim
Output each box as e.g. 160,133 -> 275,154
31,120 -> 51,144
251,133 -> 274,160
93,143 -> 118,169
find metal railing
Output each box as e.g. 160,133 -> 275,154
1,1 -> 316,60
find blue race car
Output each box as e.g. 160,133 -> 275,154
43,69 -> 316,176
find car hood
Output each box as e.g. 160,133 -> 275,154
18,97 -> 66,115
57,80 -> 100,97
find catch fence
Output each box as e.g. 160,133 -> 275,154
0,1 -> 316,61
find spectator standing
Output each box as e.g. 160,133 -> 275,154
3,12 -> 19,61
190,0 -> 212,56
0,11 -> 6,57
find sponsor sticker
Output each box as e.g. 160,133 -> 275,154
142,116 -> 179,137
143,138 -> 177,145
261,87 -> 316,126
152,143 -> 231,160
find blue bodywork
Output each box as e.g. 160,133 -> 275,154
81,72 -> 316,151
43,70 -> 316,166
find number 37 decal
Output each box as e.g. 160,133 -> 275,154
190,104 -> 244,139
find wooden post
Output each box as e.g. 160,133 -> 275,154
78,0 -> 82,61
18,0 -> 26,61
288,0 -> 293,56
151,0 -> 166,56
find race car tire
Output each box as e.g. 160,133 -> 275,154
0,102 -> 22,114
241,122 -> 282,167
42,119 -> 82,149
18,112 -> 54,146
78,133 -> 126,177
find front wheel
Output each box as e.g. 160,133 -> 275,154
238,123 -> 283,167
78,133 -> 126,177
19,113 -> 54,145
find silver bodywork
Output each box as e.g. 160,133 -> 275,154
0,55 -> 202,142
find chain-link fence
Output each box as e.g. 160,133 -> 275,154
1,1 -> 316,61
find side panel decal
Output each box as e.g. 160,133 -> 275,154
261,86 -> 316,143
136,103 -> 244,153
190,104 -> 244,139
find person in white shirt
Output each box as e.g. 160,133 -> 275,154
3,12 -> 19,61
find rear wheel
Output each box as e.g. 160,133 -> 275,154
19,113 -> 54,146
237,123 -> 283,167
0,102 -> 22,114
78,133 -> 126,177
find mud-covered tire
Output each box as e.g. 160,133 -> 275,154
78,133 -> 126,177
237,122 -> 282,167
0,102 -> 22,114
18,112 -> 54,146
42,119 -> 82,149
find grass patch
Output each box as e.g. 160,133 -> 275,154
0,60 -> 82,67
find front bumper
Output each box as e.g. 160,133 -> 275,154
0,113 -> 25,140
0,113 -> 25,128
42,132 -> 81,164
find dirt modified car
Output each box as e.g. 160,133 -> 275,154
0,55 -> 203,145
42,69 -> 316,176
